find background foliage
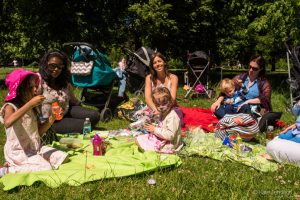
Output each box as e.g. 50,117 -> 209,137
0,0 -> 299,68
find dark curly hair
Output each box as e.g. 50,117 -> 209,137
39,50 -> 70,89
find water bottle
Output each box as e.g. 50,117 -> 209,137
266,125 -> 274,140
92,134 -> 103,156
83,118 -> 92,139
51,101 -> 63,121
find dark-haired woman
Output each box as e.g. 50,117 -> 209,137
211,55 -> 272,119
38,50 -> 100,134
144,52 -> 179,116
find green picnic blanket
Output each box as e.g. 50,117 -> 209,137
0,135 -> 182,191
181,130 -> 278,172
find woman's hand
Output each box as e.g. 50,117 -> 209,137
237,102 -> 246,112
151,108 -> 160,117
144,122 -> 155,133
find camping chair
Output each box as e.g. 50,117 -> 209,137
184,51 -> 212,99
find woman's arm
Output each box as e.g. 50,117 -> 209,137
67,83 -> 81,106
259,79 -> 272,111
144,75 -> 158,114
170,74 -> 178,102
3,95 -> 45,128
280,124 -> 296,134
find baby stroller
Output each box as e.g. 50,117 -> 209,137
285,42 -> 300,108
184,50 -> 212,99
124,47 -> 155,96
63,42 -> 125,122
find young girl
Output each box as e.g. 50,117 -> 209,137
135,87 -> 183,154
0,69 -> 68,177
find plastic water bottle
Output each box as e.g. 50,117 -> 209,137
92,134 -> 103,156
266,125 -> 275,140
83,118 -> 91,139
51,101 -> 63,120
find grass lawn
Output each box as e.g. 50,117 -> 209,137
0,67 -> 300,199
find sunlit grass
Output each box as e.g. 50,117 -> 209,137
1,67 -> 300,199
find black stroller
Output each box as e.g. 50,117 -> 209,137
184,51 -> 212,99
63,42 -> 126,122
124,47 -> 155,96
285,42 -> 300,108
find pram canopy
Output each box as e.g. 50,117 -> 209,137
289,45 -> 300,92
187,51 -> 209,68
125,47 -> 154,79
66,43 -> 117,88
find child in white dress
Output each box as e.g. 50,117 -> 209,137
0,69 -> 68,177
135,87 -> 183,154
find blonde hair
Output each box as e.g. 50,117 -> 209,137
219,78 -> 234,94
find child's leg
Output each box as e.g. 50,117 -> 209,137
278,129 -> 294,140
224,105 -> 234,114
214,106 -> 226,119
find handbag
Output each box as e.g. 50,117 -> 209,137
70,61 -> 94,76
258,112 -> 282,133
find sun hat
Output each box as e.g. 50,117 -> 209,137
5,68 -> 40,101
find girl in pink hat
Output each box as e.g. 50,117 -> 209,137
0,69 -> 68,177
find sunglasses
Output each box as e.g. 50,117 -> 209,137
48,63 -> 64,70
249,65 -> 260,71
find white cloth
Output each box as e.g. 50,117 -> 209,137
267,137 -> 300,167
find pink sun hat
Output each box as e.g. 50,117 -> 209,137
5,68 -> 40,101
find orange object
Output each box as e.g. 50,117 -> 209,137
51,101 -> 63,120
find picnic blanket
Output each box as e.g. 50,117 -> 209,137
180,107 -> 218,132
0,135 -> 182,191
181,129 -> 278,172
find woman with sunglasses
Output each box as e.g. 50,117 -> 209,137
211,55 -> 272,119
37,50 -> 100,134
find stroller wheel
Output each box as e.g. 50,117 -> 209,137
100,108 -> 112,122
134,90 -> 144,97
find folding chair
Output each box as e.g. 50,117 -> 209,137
184,51 -> 211,99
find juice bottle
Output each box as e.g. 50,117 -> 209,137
51,101 -> 63,120
92,134 -> 103,156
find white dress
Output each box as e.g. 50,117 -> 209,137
0,103 -> 68,173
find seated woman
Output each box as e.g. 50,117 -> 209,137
211,55 -> 272,119
38,50 -> 100,134
144,52 -> 183,126
267,102 -> 300,166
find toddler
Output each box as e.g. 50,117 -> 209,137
135,87 -> 183,154
0,69 -> 68,177
219,78 -> 254,115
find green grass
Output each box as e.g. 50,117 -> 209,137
1,67 -> 300,199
